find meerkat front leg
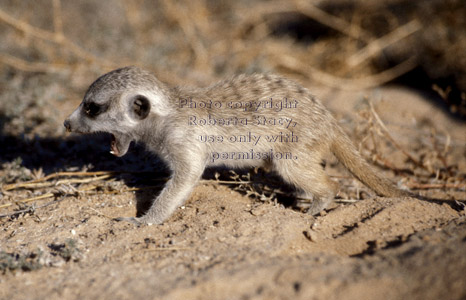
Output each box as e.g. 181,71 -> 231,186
65,67 -> 411,226
117,152 -> 205,225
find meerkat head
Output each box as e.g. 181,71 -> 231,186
64,66 -> 172,157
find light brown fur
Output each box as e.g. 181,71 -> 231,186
64,66 -> 409,225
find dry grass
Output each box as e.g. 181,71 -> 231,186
0,0 -> 463,91
1,100 -> 464,219
0,0 -> 465,218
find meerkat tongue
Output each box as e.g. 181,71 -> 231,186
110,134 -> 120,156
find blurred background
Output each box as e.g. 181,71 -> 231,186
1,2 -> 466,297
1,0 -> 465,137
0,0 -> 465,175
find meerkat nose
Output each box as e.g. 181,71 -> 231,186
64,119 -> 72,132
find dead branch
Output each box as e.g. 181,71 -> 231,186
0,195 -> 67,219
55,174 -> 113,185
142,247 -> 190,252
0,8 -> 56,40
0,4 -> 118,70
368,101 -> 427,170
274,53 -> 417,90
406,182 -> 466,190
236,0 -> 371,42
159,0 -> 210,71
0,53 -> 68,73
2,171 -> 118,191
0,185 -> 97,210
347,19 -> 421,68
293,0 -> 371,42
52,0 -> 64,40
88,207 -> 114,219
1,165 -> 464,216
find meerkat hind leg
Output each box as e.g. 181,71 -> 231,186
275,157 -> 338,215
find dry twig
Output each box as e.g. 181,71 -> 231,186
406,182 -> 465,190
0,53 -> 68,73
1,164 -> 464,217
3,171 -> 116,191
293,0 -> 371,42
347,20 -> 421,68
160,0 -> 210,71
0,185 -> 97,210
88,207 -> 114,219
274,53 -> 417,90
368,101 -> 426,170
0,195 -> 67,219
143,247 -> 190,252
0,2 -> 119,71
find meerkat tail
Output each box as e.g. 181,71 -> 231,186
331,127 -> 409,197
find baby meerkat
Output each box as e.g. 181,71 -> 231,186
64,66 -> 409,225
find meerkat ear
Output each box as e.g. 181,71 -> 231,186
131,95 -> 150,120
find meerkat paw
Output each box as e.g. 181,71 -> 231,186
307,205 -> 325,216
307,198 -> 334,216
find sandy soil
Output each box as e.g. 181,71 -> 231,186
1,82 -> 465,300
1,1 -> 466,299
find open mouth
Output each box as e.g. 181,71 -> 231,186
110,134 -> 120,156
109,133 -> 132,157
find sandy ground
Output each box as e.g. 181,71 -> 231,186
1,81 -> 465,300
1,1 -> 466,299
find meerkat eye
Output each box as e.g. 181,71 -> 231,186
84,102 -> 107,118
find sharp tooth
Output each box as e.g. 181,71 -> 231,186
110,151 -> 115,155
